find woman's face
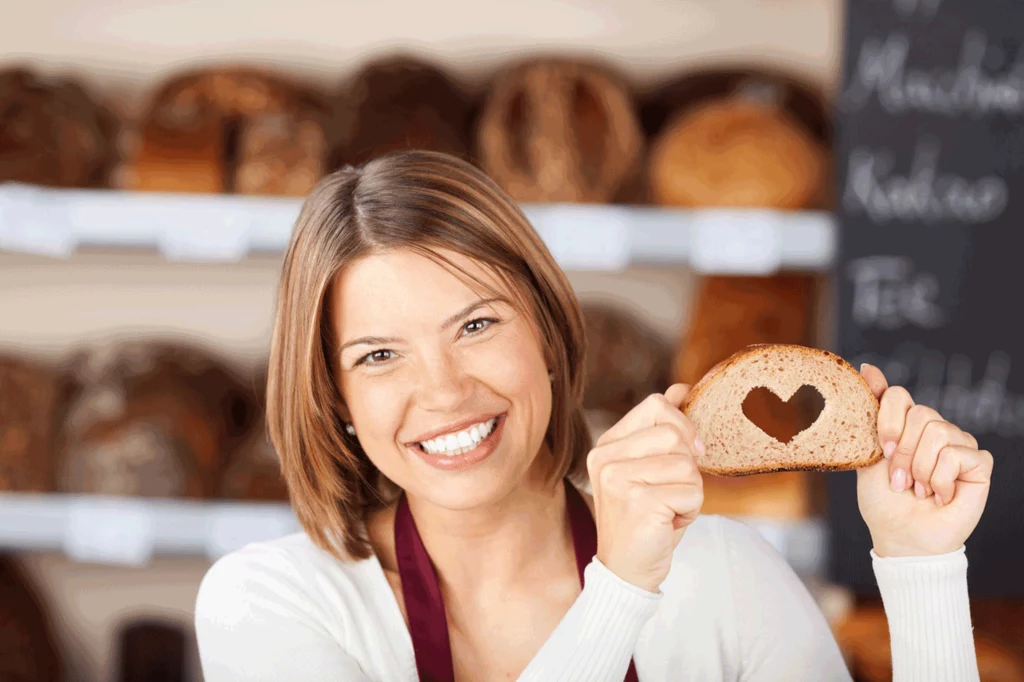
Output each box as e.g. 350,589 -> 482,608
328,248 -> 554,510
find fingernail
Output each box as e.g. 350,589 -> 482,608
860,363 -> 867,372
694,436 -> 706,455
914,481 -> 925,500
934,494 -> 944,507
883,441 -> 896,459
890,468 -> 906,492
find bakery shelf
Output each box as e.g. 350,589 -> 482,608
0,492 -> 300,566
0,491 -> 827,573
0,184 -> 837,274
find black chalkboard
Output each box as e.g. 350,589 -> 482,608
827,0 -> 1024,596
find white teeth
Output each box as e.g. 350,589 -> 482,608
419,417 -> 498,456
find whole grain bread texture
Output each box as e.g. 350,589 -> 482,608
682,343 -> 883,476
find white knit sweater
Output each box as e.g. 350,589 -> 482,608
194,514 -> 978,681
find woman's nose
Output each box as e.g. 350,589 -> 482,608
414,355 -> 472,411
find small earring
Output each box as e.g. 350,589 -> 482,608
548,371 -> 554,382
345,423 -> 356,436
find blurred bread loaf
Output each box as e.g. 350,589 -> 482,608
476,58 -> 643,203
121,68 -> 329,195
54,340 -> 258,498
581,302 -> 672,419
0,67 -> 118,188
333,56 -> 477,167
0,356 -> 61,492
218,370 -> 288,501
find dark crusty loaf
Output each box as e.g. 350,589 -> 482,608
333,56 -> 477,167
0,356 -> 61,492
0,68 -> 118,188
682,344 -> 883,476
54,340 -> 258,498
476,58 -> 643,203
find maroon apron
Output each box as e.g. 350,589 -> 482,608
394,478 -> 641,682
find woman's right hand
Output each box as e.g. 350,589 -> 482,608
587,384 -> 705,593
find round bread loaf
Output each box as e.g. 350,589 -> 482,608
0,68 -> 118,188
54,340 -> 258,498
649,97 -> 826,209
0,356 -> 61,492
476,58 -> 643,203
682,344 -> 883,476
120,67 -> 330,196
640,69 -> 830,149
582,303 -> 672,419
333,56 -> 476,167
0,556 -> 62,682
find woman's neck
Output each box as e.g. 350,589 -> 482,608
406,476 -> 573,593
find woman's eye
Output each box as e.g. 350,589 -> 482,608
463,317 -> 498,335
358,349 -> 395,366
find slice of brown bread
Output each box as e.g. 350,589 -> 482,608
682,343 -> 883,476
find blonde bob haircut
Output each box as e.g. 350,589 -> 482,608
267,150 -> 591,561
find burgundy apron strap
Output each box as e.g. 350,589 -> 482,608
563,480 -> 641,682
395,493 -> 455,682
395,481 -> 640,682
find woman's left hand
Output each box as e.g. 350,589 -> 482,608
856,363 -> 994,558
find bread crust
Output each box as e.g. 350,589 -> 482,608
682,343 -> 884,476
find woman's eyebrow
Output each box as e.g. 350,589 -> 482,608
338,334 -> 402,353
439,297 -> 506,330
338,297 -> 506,354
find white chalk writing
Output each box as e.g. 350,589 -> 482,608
854,343 -> 1024,438
843,30 -> 1024,117
847,256 -> 945,330
842,137 -> 1008,224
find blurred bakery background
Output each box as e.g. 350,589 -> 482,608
2,0 -> 1024,680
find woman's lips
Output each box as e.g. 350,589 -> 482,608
410,413 -> 507,472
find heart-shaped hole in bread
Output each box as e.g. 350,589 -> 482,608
741,384 -> 826,444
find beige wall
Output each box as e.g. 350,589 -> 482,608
2,0 -> 842,107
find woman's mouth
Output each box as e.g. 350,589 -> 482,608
411,413 -> 507,471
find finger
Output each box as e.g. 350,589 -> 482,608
911,420 -> 975,500
597,392 -> 698,451
598,453 -> 702,491
860,363 -> 889,401
878,386 -> 915,492
895,404 -> 944,497
588,423 -> 697,478
664,383 -> 692,409
648,482 -> 704,526
930,446 -> 994,507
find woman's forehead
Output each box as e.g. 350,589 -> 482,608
331,248 -> 516,325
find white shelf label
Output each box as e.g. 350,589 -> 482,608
689,210 -> 783,275
158,215 -> 251,262
63,497 -> 156,566
0,186 -> 77,257
206,506 -> 298,559
529,205 -> 632,271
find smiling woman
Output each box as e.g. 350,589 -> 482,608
266,151 -> 590,561
194,150 -> 990,682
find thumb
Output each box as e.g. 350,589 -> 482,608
664,383 -> 692,409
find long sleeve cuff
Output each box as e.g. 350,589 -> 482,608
871,545 -> 979,682
517,558 -> 661,681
